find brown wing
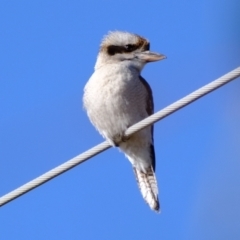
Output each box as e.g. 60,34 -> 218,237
139,76 -> 156,171
139,76 -> 154,116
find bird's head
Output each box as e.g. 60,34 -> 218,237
95,31 -> 166,71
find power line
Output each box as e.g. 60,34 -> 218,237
1,67 -> 240,207
125,67 -> 240,137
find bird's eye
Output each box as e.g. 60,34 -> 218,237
125,44 -> 135,52
145,43 -> 150,51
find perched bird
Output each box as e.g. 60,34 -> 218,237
83,31 -> 166,212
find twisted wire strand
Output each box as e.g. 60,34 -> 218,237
1,67 -> 240,207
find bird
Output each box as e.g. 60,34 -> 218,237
83,31 -> 166,212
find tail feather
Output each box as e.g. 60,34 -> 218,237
133,167 -> 160,212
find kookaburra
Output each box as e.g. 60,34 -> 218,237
83,31 -> 166,212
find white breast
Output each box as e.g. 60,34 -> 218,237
83,63 -> 149,143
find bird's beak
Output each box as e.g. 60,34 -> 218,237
135,51 -> 166,62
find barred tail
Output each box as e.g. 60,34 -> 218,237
133,166 -> 160,212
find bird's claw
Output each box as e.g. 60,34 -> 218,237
111,134 -> 130,147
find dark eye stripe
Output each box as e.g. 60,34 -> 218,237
107,44 -> 138,56
125,44 -> 138,52
106,41 -> 149,56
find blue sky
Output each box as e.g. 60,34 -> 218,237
0,1 -> 240,239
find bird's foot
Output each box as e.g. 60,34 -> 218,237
111,133 -> 130,147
